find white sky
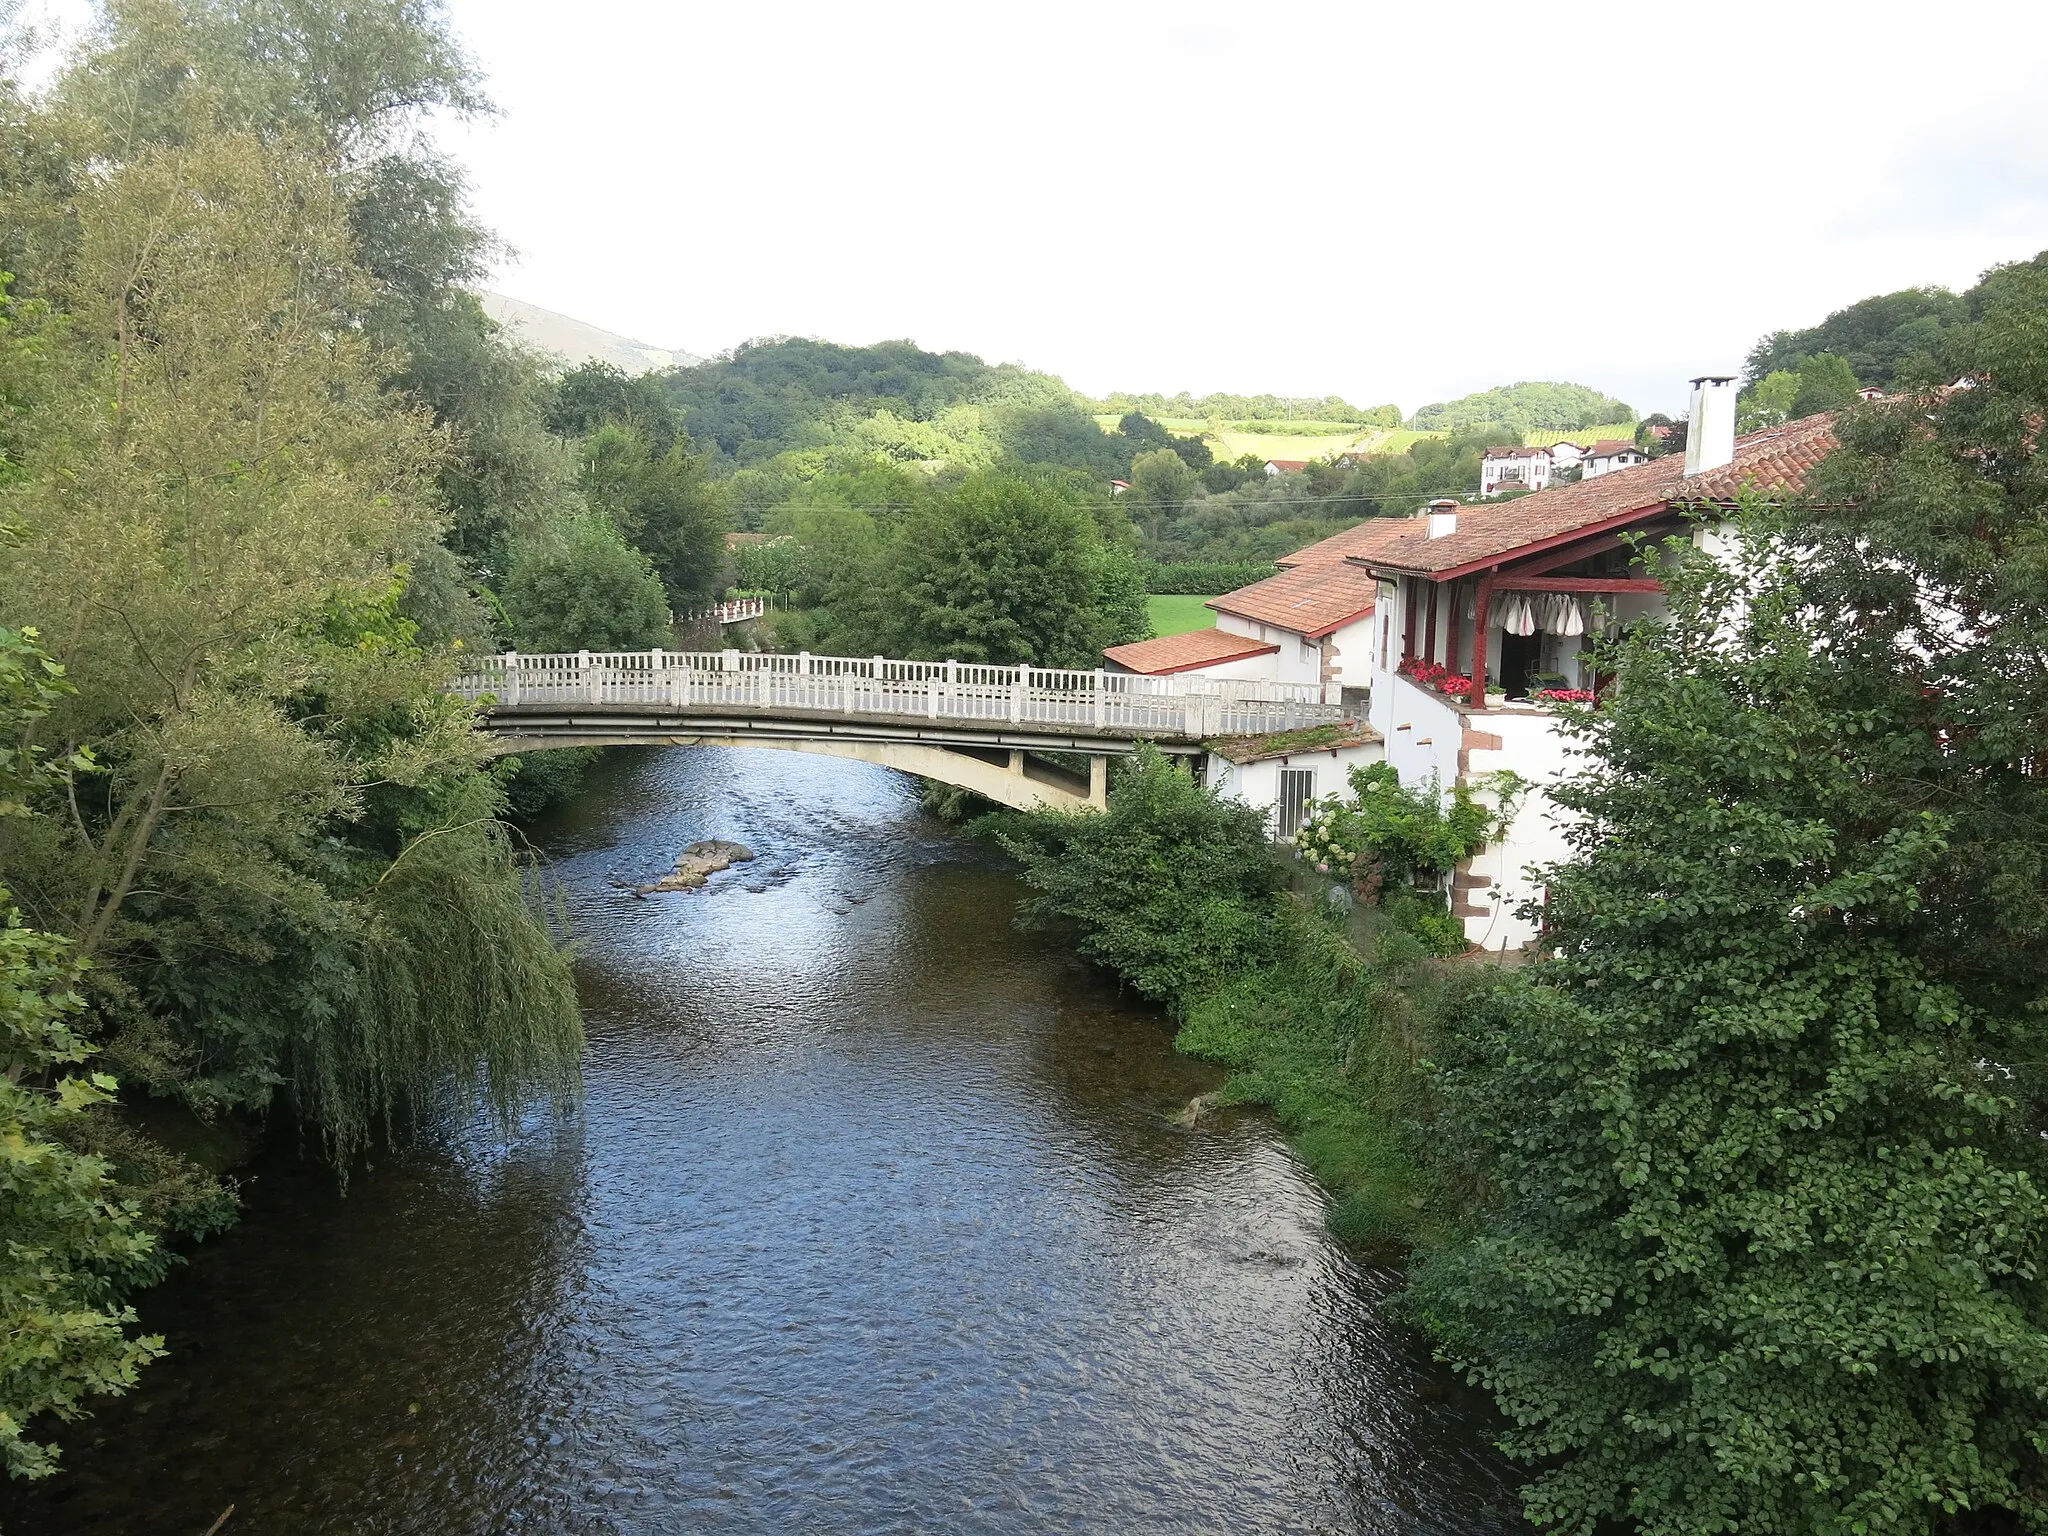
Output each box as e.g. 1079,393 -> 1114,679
28,0 -> 2048,415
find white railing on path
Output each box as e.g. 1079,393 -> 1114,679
684,596 -> 767,626
450,649 -> 1346,739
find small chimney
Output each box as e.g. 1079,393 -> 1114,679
1684,375 -> 1737,476
1425,499 -> 1459,539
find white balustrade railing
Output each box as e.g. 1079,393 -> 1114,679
450,649 -> 1345,738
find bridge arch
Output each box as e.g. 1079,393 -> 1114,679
488,731 -> 1115,812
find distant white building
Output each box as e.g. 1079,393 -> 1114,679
1581,438 -> 1649,478
1480,445 -> 1553,497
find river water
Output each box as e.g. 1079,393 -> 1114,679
4,748 -> 1522,1535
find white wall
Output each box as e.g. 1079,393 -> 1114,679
1215,610 -> 1331,687
1206,740 -> 1386,838
1455,706 -> 1580,953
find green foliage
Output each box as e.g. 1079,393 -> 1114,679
1177,896 -> 1438,1243
1291,763 -> 1502,896
499,518 -> 672,652
1093,389 -> 1382,424
1746,284 -> 1969,388
1789,350 -> 1860,416
1410,504 -> 2048,1533
1127,447 -> 1197,510
0,892 -> 165,1484
578,421 -> 728,608
729,536 -> 810,598
1141,561 -> 1273,595
988,745 -> 1281,1012
1737,367 -> 1803,432
884,472 -> 1112,666
1089,544 -> 1151,651
547,360 -> 683,452
1410,381 -> 1637,435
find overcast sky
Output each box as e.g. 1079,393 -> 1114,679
33,0 -> 2048,415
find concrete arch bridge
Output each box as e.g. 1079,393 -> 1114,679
451,649 -> 1344,811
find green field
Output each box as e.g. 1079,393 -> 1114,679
1524,423 -> 1637,446
1146,594 -> 1216,637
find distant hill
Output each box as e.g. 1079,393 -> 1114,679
1410,381 -> 1636,435
477,292 -> 701,375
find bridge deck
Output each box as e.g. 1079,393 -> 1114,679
452,649 -> 1345,743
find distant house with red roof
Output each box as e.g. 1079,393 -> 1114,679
1581,438 -> 1649,478
1264,458 -> 1311,476
1480,444 -> 1555,497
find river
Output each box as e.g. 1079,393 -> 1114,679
3,747 -> 1523,1534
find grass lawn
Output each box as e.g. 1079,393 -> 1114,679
1147,594 -> 1217,637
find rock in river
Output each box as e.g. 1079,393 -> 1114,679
633,840 -> 755,896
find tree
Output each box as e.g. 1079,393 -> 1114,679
883,472 -> 1106,666
499,518 -> 672,652
548,361 -> 683,452
578,422 -> 728,608
1738,369 -> 1802,431
1746,285 -> 1969,389
0,19 -> 582,1178
1790,351 -> 1860,416
1129,447 -> 1198,511
1412,511 -> 2048,1534
1409,381 -> 1636,434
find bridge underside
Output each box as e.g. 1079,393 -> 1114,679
479,709 -> 1201,812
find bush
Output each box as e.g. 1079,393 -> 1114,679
986,744 -> 1280,1011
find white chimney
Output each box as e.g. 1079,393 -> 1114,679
1684,375 -> 1738,476
1425,498 -> 1459,539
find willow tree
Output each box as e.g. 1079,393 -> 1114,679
0,68 -> 579,1159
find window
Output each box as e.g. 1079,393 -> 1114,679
1278,768 -> 1315,838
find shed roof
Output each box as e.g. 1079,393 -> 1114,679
1207,720 -> 1381,764
1102,627 -> 1280,675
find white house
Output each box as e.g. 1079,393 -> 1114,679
1544,439 -> 1586,471
1203,723 -> 1384,839
1348,375 -> 1837,950
1480,445 -> 1552,496
1206,560 -> 1382,699
1580,438 -> 1649,478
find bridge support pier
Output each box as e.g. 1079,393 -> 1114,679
1089,753 -> 1108,809
1008,749 -> 1025,775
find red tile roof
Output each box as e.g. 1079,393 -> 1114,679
1350,414 -> 1838,578
1266,458 -> 1311,472
1583,439 -> 1641,457
1209,561 -> 1380,638
1276,515 -> 1427,569
1103,627 -> 1280,675
1483,445 -> 1551,459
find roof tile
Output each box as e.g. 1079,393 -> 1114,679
1353,413 -> 1838,576
1209,562 -> 1380,638
1103,627 -> 1280,675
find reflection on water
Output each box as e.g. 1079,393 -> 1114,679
3,748 -> 1522,1534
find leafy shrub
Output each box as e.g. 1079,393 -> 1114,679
986,744 -> 1280,1012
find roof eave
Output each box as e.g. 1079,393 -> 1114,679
1350,499 -> 1680,582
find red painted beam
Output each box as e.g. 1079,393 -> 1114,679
1491,576 -> 1664,592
